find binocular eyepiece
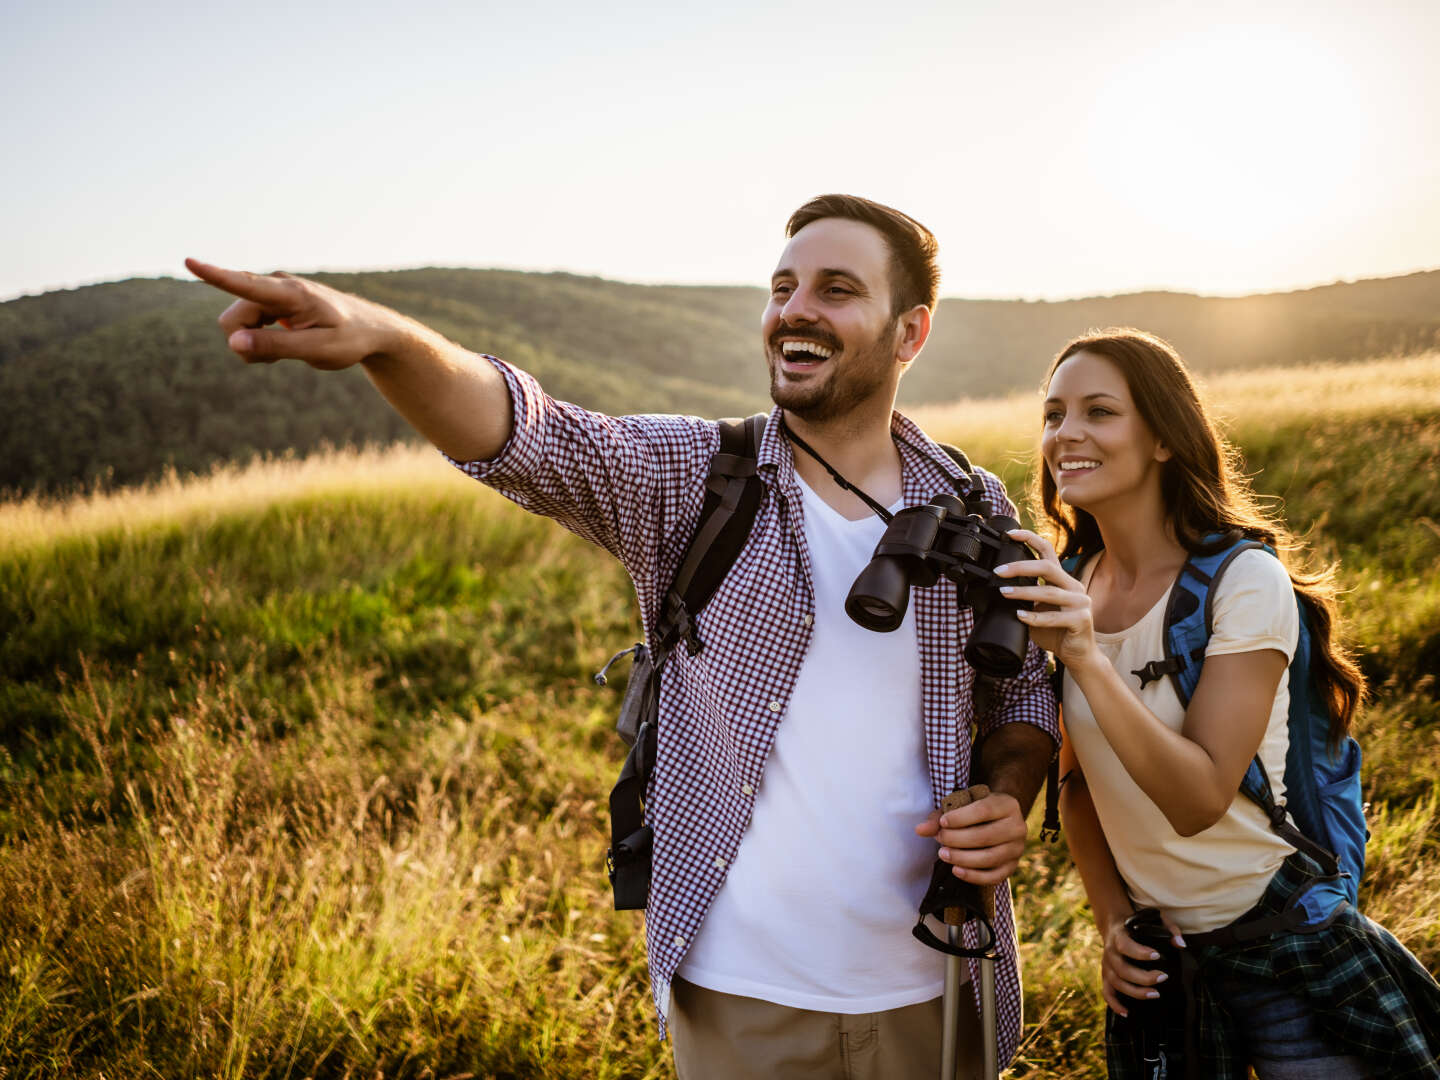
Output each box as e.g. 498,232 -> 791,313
844,493 -> 1036,678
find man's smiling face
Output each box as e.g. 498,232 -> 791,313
761,217 -> 906,423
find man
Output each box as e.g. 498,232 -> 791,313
187,194 -> 1058,1079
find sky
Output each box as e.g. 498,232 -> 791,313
3,0 -> 1438,303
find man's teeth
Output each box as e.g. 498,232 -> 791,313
1060,460 -> 1101,471
781,341 -> 834,360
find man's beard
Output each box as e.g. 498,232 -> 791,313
767,325 -> 897,423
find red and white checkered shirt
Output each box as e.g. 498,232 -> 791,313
450,356 -> 1059,1061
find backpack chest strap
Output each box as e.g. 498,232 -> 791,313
1132,656 -> 1184,689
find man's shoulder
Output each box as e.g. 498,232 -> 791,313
568,411 -> 723,476
610,411 -> 721,441
892,412 -> 991,481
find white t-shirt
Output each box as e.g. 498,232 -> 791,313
1063,548 -> 1299,933
675,474 -> 946,1011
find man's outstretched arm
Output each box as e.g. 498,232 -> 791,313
186,259 -> 512,462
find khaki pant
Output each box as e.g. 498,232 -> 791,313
669,976 -> 985,1080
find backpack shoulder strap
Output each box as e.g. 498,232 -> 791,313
660,412 -> 767,656
1157,536 -> 1269,706
937,441 -> 975,478
1166,540 -> 1353,890
935,442 -> 985,503
1234,574 -> 1356,894
606,413 -> 767,910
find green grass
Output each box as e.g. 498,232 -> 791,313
2,481 -> 668,1078
1,356 -> 1437,1077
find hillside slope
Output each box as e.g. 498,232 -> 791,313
3,266 -> 1439,494
1,357 -> 1437,1077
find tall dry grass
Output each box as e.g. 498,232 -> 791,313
909,350 -> 1440,472
0,442 -> 468,555
2,353 -> 1437,1077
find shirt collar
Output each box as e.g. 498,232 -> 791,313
755,405 -> 973,503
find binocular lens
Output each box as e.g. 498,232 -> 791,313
963,605 -> 1031,678
852,597 -> 897,623
845,556 -> 912,632
964,640 -> 1024,679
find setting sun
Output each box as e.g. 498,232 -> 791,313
1082,26 -> 1374,284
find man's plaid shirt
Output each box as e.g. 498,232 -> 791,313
450,357 -> 1060,1060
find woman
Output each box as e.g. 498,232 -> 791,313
992,329 -> 1439,1079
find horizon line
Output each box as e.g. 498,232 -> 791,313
5,260 -> 1440,308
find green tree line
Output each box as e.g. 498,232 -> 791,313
3,266 -> 1438,496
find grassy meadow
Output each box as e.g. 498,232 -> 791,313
2,354 -> 1438,1077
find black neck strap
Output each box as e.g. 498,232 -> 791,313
780,416 -> 895,523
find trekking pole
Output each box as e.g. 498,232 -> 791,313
979,882 -> 998,1080
938,786 -> 1000,1080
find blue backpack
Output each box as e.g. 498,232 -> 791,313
1046,536 -> 1368,922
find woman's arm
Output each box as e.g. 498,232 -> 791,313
1065,647 -> 1285,835
1057,734 -> 1177,1017
997,530 -> 1287,837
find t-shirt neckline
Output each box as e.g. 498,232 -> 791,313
794,472 -> 905,526
1082,551 -> 1175,641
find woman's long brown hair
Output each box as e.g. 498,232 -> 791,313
1032,327 -> 1365,743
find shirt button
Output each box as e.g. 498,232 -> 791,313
673,934 -> 686,948
713,856 -> 727,870
802,614 -> 813,627
769,700 -> 782,713
741,782 -> 754,796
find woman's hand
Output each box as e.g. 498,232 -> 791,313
994,529 -> 1099,672
1100,911 -> 1186,1017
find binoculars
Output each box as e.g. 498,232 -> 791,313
844,492 -> 1036,678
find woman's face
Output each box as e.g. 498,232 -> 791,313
1041,350 -> 1171,512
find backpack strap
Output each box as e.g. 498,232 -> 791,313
660,413 -> 767,656
1238,755 -> 1342,877
1160,537 -> 1267,707
936,441 -> 1011,768
606,413 -> 767,909
1163,539 -> 1358,901
937,441 -> 975,480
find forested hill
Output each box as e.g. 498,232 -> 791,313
3,266 -> 1439,495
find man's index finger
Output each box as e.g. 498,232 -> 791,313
185,258 -> 295,305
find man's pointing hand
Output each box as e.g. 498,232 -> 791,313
185,258 -> 410,370
184,257 -> 513,462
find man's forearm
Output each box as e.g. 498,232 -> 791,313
973,721 -> 1056,816
185,259 -> 515,464
362,326 -> 514,463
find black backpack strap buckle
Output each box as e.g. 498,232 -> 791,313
1132,657 -> 1183,689
662,589 -> 703,656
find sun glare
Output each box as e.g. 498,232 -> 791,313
1084,27 -> 1372,283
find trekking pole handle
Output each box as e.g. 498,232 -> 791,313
942,785 -> 997,926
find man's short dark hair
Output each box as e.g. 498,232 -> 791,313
786,194 -> 941,316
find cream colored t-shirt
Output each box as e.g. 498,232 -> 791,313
1063,549 -> 1299,933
